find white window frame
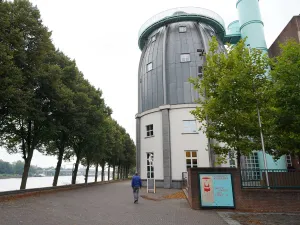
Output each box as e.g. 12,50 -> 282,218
147,62 -> 153,72
180,53 -> 190,63
146,124 -> 154,137
286,154 -> 292,167
179,26 -> 187,33
183,120 -> 197,133
244,152 -> 260,180
185,150 -> 198,170
146,152 -> 154,179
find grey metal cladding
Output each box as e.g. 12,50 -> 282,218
138,21 -> 224,113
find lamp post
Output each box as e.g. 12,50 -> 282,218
247,44 -> 270,188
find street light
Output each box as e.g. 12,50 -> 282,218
247,44 -> 270,188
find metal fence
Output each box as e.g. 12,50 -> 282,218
240,169 -> 300,189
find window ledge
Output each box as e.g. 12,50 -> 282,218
145,135 -> 155,139
181,132 -> 199,134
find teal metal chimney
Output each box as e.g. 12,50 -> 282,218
236,0 -> 267,53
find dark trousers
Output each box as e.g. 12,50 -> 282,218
133,187 -> 139,201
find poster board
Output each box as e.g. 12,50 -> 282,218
198,173 -> 235,208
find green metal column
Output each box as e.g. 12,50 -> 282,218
236,0 -> 267,53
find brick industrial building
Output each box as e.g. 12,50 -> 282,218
269,15 -> 300,57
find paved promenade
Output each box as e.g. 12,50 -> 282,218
0,181 -> 227,225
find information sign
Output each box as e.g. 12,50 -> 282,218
198,173 -> 235,208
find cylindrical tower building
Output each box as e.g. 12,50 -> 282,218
136,7 -> 226,188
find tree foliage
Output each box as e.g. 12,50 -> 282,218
190,37 -> 270,166
270,40 -> 300,158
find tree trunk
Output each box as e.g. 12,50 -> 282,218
85,160 -> 90,184
94,163 -> 99,182
112,165 -> 116,180
107,165 -> 110,181
20,158 -> 32,190
117,164 -> 120,180
72,156 -> 80,184
53,148 -> 64,186
237,150 -> 241,168
120,166 -> 123,180
101,164 -> 105,182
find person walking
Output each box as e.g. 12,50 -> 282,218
131,172 -> 142,203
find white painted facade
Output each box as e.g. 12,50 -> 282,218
140,110 -> 163,180
138,104 -> 210,182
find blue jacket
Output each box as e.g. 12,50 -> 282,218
131,175 -> 142,188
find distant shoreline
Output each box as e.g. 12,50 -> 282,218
0,175 -> 22,179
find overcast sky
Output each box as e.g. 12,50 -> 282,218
0,0 -> 299,167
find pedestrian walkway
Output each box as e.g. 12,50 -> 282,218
0,181 -> 228,225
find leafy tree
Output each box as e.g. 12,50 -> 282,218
270,40 -> 300,159
0,160 -> 13,174
12,160 -> 24,175
190,37 -> 270,166
0,0 -> 54,189
70,77 -> 107,184
0,1 -> 23,127
42,50 -> 78,186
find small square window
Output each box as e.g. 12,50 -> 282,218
151,35 -> 156,42
180,54 -> 190,63
146,124 -> 154,137
183,120 -> 197,133
185,150 -> 198,170
179,26 -> 187,33
147,63 -> 153,72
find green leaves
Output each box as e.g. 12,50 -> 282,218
191,37 -> 271,166
270,40 -> 300,157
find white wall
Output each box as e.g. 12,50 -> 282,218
169,106 -> 210,180
140,111 -> 163,180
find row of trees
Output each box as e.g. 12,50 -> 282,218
0,0 -> 135,189
190,37 -> 300,166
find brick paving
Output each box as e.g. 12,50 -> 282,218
221,212 -> 300,225
0,181 -> 227,225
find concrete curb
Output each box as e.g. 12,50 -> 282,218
0,179 -> 129,202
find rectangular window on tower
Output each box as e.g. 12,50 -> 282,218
147,62 -> 153,72
147,152 -> 154,178
198,66 -> 203,78
179,26 -> 187,33
180,53 -> 191,63
183,120 -> 197,133
185,151 -> 198,170
286,154 -> 292,167
146,124 -> 154,137
151,35 -> 156,42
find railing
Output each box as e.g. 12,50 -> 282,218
182,172 -> 188,189
138,7 -> 225,39
240,169 -> 300,189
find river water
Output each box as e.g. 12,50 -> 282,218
0,175 -> 110,192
